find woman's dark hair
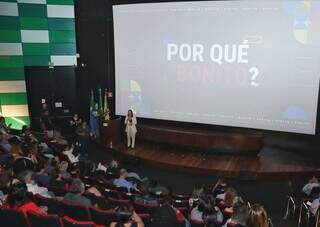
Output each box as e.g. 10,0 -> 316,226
161,196 -> 173,207
116,204 -> 133,227
232,197 -> 248,225
0,170 -> 12,189
6,182 -> 28,207
127,109 -> 133,117
150,205 -> 178,227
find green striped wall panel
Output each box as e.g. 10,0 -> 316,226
0,56 -> 24,68
0,16 -> 20,30
48,18 -> 74,30
47,0 -> 74,5
18,3 -> 47,17
49,30 -> 75,43
0,92 -> 28,105
0,0 -> 77,129
0,68 -> 25,81
50,43 -> 75,55
0,30 -> 21,42
23,55 -> 49,66
0,2 -> 19,17
22,43 -> 50,55
20,17 -> 48,30
0,67 -> 24,80
5,116 -> 30,128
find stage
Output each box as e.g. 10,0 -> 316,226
110,141 -> 320,179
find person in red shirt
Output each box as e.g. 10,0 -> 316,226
3,181 -> 45,217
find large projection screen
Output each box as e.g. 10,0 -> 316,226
113,1 -> 320,134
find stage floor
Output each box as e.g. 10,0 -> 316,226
112,141 -> 320,179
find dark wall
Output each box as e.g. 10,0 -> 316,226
75,0 -> 115,119
25,66 -> 77,130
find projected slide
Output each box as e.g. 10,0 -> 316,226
113,1 -> 320,134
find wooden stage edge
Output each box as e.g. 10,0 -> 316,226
109,141 -> 320,179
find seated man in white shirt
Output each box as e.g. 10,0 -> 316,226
19,170 -> 52,198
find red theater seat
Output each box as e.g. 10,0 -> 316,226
102,188 -> 121,199
89,207 -> 117,226
227,222 -> 238,227
62,216 -> 103,227
34,194 -> 62,215
173,199 -> 189,208
133,200 -> 159,214
138,213 -> 151,225
27,210 -> 62,227
173,193 -> 190,201
0,207 -> 29,227
107,197 -> 132,207
190,219 -> 205,227
60,201 -> 91,221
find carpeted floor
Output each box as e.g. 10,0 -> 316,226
88,142 -> 306,227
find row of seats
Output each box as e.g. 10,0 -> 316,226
0,207 -> 104,227
29,194 -> 151,225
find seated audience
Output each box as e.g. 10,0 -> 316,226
110,204 -> 144,227
63,145 -> 80,164
0,132 -> 12,164
113,168 -> 139,192
309,187 -> 320,216
213,179 -> 228,199
4,181 -> 46,216
190,194 -> 223,224
19,170 -> 52,198
59,161 -> 71,180
190,183 -> 204,207
64,178 -> 92,207
150,197 -> 180,227
223,187 -> 238,214
302,176 -> 320,197
11,145 -> 35,174
223,197 -> 248,227
246,204 -> 269,227
21,125 -> 38,144
52,127 -> 68,146
0,116 -> 11,134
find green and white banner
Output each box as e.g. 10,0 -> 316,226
0,0 -> 76,129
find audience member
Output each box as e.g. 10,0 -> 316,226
11,145 -> 35,174
4,181 -> 46,216
110,204 -> 144,227
89,103 -> 100,139
63,178 -> 92,207
223,196 -> 248,227
246,204 -> 269,227
113,168 -> 139,192
76,121 -> 90,157
213,179 -> 228,199
223,187 -> 238,213
40,103 -> 53,137
19,170 -> 52,198
150,197 -> 180,227
302,176 -> 320,197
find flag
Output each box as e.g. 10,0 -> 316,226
103,89 -> 110,121
98,88 -> 103,113
90,89 -> 95,108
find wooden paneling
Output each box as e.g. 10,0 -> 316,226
112,142 -> 320,179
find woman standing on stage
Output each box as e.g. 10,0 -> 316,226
125,109 -> 137,149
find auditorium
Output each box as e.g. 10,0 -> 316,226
0,0 -> 319,226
